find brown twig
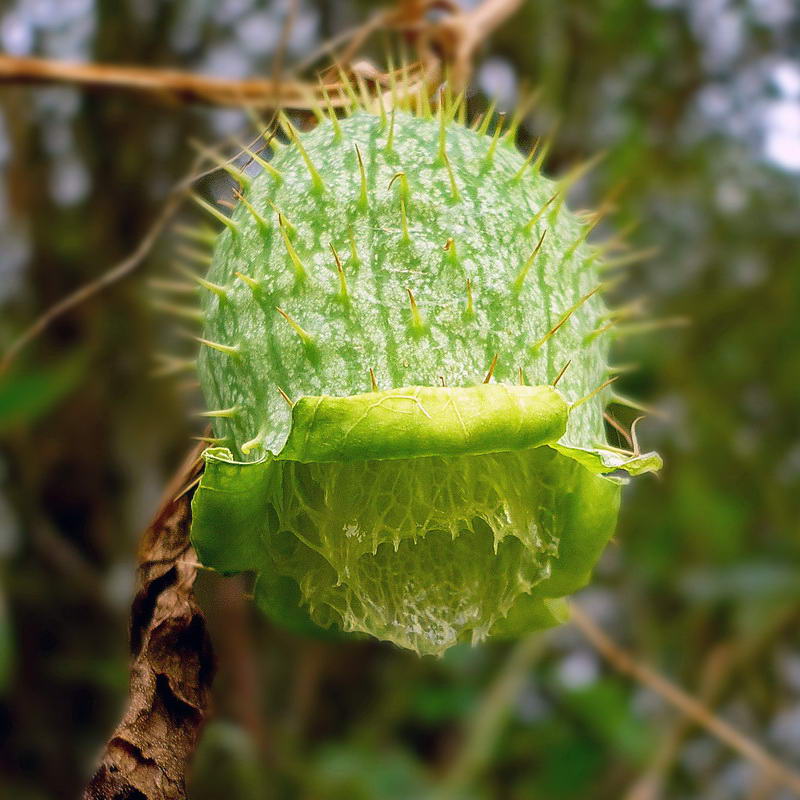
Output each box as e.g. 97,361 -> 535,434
0,55 -> 321,108
0,158 -> 200,378
0,0 -> 521,105
83,441 -> 215,800
569,603 -> 800,796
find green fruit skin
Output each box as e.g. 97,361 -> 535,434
199,111 -> 612,459
190,108 -> 653,655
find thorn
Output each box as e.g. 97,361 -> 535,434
152,300 -> 203,322
193,276 -> 229,300
483,113 -> 505,163
406,287 -> 425,331
611,317 -> 690,338
276,306 -> 314,348
594,219 -> 642,257
196,337 -> 240,357
524,193 -> 559,234
570,376 -> 619,410
503,88 -> 539,144
279,112 -> 325,192
388,171 -> 409,197
483,353 -> 499,383
553,151 -> 607,215
596,298 -> 646,325
267,131 -> 283,154
419,82 -> 432,119
176,244 -> 212,266
355,144 -> 368,209
438,375 -> 446,387
511,139 -> 541,183
457,91 -> 467,125
174,224 -> 217,246
319,83 -> 343,139
607,363 -> 639,375
596,246 -> 659,273
444,237 -> 459,265
584,320 -> 617,344
268,201 -> 296,237
464,278 -> 474,317
303,83 -> 326,124
552,360 -> 572,387
151,354 -> 196,377
330,243 -> 349,300
197,406 -> 239,418
172,263 -> 228,300
348,227 -> 361,265
518,367 -> 525,385
446,89 -> 465,124
630,415 -> 646,456
235,271 -> 261,292
531,129 -> 557,175
610,392 -> 666,419
389,172 -> 410,242
562,215 -> 603,263
173,473 -> 203,501
147,278 -> 196,295
277,386 -> 294,408
476,100 -> 497,136
531,284 -> 602,352
190,138 -> 252,189
233,188 -> 269,231
369,368 -> 378,392
279,216 -> 307,282
241,433 -> 264,455
190,194 -> 239,235
604,411 -> 633,449
385,106 -> 396,154
376,83 -> 387,128
437,101 -> 447,162
192,435 -> 227,444
513,230 -> 547,293
441,149 -> 460,202
233,140 -> 283,182
334,63 -> 360,114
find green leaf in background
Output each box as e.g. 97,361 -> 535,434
0,356 -> 86,433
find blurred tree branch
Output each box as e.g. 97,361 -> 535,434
0,0 -> 520,377
0,0 -> 521,107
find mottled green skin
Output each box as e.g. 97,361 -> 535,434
199,111 -> 611,458
191,109 -> 660,655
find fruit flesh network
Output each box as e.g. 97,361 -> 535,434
191,107 -> 660,655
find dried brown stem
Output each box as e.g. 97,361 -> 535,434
0,55 -> 320,108
83,441 -> 214,800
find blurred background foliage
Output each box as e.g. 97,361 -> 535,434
1,0 -> 799,798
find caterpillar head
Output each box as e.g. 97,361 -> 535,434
187,93 -> 661,656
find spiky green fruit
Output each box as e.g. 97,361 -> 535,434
189,101 -> 660,656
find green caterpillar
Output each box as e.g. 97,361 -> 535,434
186,90 -> 660,656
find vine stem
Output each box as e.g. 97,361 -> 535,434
437,603 -> 800,798
569,602 -> 800,795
